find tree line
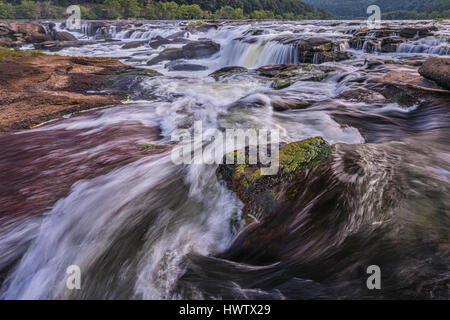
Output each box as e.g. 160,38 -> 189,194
303,0 -> 450,19
0,0 -> 334,20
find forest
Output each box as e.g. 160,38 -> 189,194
0,0 -> 334,20
303,0 -> 450,19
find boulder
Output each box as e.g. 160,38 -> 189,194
257,64 -> 335,89
209,66 -> 248,80
182,40 -> 220,59
165,61 -> 208,71
147,48 -> 184,65
149,37 -> 192,49
121,40 -> 147,49
186,23 -> 219,33
296,38 -> 352,64
399,27 -> 433,39
52,31 -> 77,42
270,97 -> 313,111
217,137 -> 332,223
418,57 -> 450,90
147,40 -> 220,65
34,40 -> 96,51
338,88 -> 386,104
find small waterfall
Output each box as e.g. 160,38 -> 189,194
396,38 -> 450,55
219,38 -> 298,68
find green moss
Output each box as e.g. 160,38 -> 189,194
321,42 -> 332,51
288,188 -> 299,200
279,137 -> 332,174
229,136 -> 331,195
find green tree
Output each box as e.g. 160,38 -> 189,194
103,0 -> 122,19
122,0 -> 141,18
178,4 -> 202,19
142,3 -> 156,19
15,0 -> 39,19
0,1 -> 14,19
233,7 -> 244,19
216,5 -> 235,19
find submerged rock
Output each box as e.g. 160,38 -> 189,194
338,88 -> 386,104
149,37 -> 192,49
209,66 -> 248,80
270,97 -> 313,111
419,57 -> 450,90
121,40 -> 147,49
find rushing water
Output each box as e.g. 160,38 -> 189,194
0,20 -> 449,299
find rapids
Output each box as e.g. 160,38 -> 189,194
0,20 -> 449,299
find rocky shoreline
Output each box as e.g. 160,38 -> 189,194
0,46 -> 161,132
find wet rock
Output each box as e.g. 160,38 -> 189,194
209,66 -> 248,80
338,88 -> 386,104
375,71 -> 450,106
52,31 -> 77,42
0,50 -> 159,132
257,64 -> 335,89
217,136 -> 332,223
149,37 -> 192,49
399,27 -> 434,39
34,40 -> 96,51
165,61 -> 208,71
182,40 -> 221,59
121,40 -> 147,49
147,40 -> 220,65
270,97 -> 313,111
295,38 -> 352,64
380,37 -> 403,52
419,57 -> 450,90
186,23 -> 219,33
0,21 -> 51,47
147,47 -> 184,65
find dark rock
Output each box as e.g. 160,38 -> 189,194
52,31 -> 77,42
182,40 -> 220,59
217,137 -> 333,223
121,40 -> 147,49
257,64 -> 335,89
147,40 -> 220,65
338,88 -> 386,104
186,23 -> 219,33
147,48 -> 184,65
209,66 -> 248,80
165,62 -> 208,71
399,27 -> 433,39
418,57 -> 450,90
34,40 -> 96,51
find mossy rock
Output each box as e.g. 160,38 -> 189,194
217,136 -> 333,224
271,64 -> 334,89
